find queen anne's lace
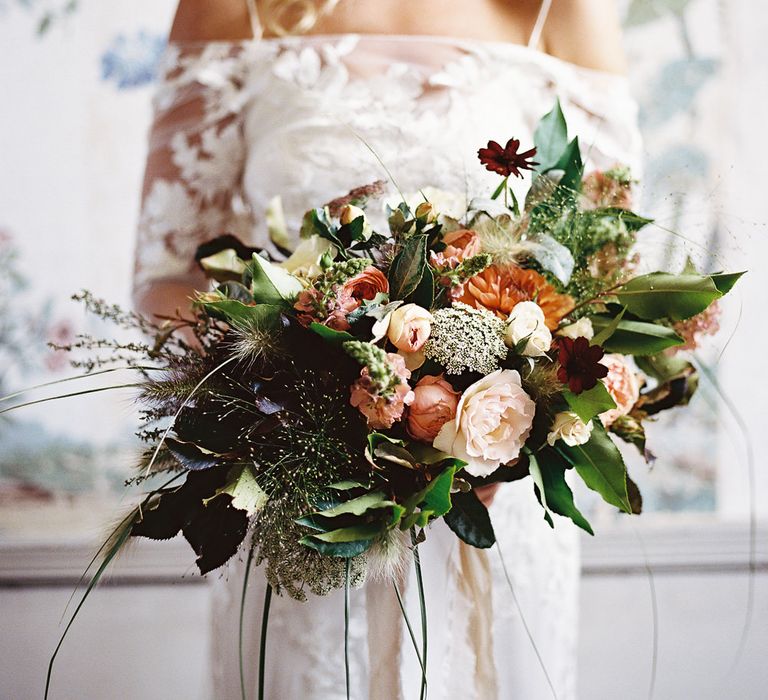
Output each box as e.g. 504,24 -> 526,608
136,35 -> 643,699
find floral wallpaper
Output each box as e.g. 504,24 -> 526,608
0,0 -> 738,534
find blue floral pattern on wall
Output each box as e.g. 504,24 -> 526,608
101,30 -> 166,89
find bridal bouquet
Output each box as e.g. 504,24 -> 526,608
23,103 -> 742,690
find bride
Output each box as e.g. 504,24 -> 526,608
133,1 -> 641,697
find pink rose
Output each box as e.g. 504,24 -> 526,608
434,369 -> 535,477
581,170 -> 633,210
430,229 -> 481,268
350,353 -> 415,429
387,303 -> 432,353
341,266 -> 389,305
599,354 -> 640,427
406,375 -> 461,442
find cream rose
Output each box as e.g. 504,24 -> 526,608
599,354 -> 640,427
339,204 -> 372,240
434,369 -> 536,477
546,411 -> 594,447
558,317 -> 594,340
387,304 -> 432,353
406,375 -> 461,442
279,235 -> 336,278
504,301 -> 552,357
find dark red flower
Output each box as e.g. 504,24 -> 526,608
556,336 -> 608,394
478,139 -> 539,178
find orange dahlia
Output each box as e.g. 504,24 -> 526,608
459,264 -> 574,330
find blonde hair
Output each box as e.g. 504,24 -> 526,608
261,0 -> 342,36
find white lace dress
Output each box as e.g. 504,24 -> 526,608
134,34 -> 642,700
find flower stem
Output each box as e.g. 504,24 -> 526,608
344,558 -> 351,700
258,584 -> 272,700
239,545 -> 255,700
411,529 -> 428,700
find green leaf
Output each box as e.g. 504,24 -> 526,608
590,315 -> 685,355
374,443 -> 418,469
563,382 -> 616,423
616,272 -> 722,321
535,448 -> 594,535
248,253 -> 303,305
300,528 -> 378,557
388,234 -> 428,301
558,423 -> 632,513
212,464 -> 267,516
553,137 -> 583,193
412,264 -> 435,308
710,271 -> 745,295
634,352 -> 692,382
366,432 -> 407,468
534,99 -> 568,174
198,299 -> 282,329
420,466 -> 457,519
590,307 -> 625,346
312,492 -> 399,519
308,322 -> 356,346
609,414 -> 647,458
443,490 -> 496,549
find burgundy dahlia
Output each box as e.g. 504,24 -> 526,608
478,138 -> 539,178
556,336 -> 608,394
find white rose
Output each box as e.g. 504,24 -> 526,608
558,317 -> 594,340
505,301 -> 552,357
279,235 -> 336,279
546,412 -> 594,447
434,369 -> 536,477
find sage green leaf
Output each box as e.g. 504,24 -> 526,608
313,492 -> 398,518
420,466 -> 457,519
374,443 -> 418,469
535,448 -> 594,535
328,480 -> 368,491
534,99 -> 568,174
366,432 -> 406,467
590,315 -> 684,355
553,137 -> 584,193
616,272 -> 722,321
248,253 -> 303,305
213,465 -> 267,516
558,423 -> 632,513
388,234 -> 427,300
634,352 -> 692,382
199,299 -> 282,330
443,490 -> 496,549
563,382 -> 616,423
590,307 -> 625,346
309,322 -> 355,346
528,451 -> 551,516
305,524 -> 382,543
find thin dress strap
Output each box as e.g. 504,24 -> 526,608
245,0 -> 264,39
528,0 -> 553,49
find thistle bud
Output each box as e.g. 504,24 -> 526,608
415,201 -> 436,222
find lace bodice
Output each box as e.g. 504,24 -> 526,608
133,34 -> 641,299
135,33 -> 642,699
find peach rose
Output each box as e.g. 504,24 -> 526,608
342,266 -> 389,305
430,229 -> 481,268
350,353 -> 414,429
599,354 -> 640,427
406,375 -> 461,442
387,303 -> 432,353
434,369 -> 536,477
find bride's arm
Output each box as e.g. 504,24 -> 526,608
133,0 -> 256,320
543,0 -> 628,74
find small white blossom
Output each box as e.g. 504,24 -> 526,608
505,301 -> 552,357
547,412 -> 594,447
558,317 -> 594,340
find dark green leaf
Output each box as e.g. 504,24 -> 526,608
299,535 -> 375,558
626,474 -> 643,515
553,137 -> 583,193
183,495 -> 249,574
534,99 -> 568,174
443,490 -> 496,548
534,448 -> 594,535
165,438 -> 222,471
309,322 -> 356,346
558,423 -> 632,513
563,382 -> 616,423
617,272 -> 722,321
411,264 -> 435,308
388,235 -> 428,301
590,315 -> 685,355
199,299 -> 283,329
710,271 -> 745,295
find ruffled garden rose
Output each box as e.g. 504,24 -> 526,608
341,266 -> 389,306
406,375 -> 460,442
547,411 -> 594,447
350,353 -> 414,429
430,229 -> 481,269
504,301 -> 552,356
599,354 -> 640,427
387,304 -> 432,353
434,369 -> 536,477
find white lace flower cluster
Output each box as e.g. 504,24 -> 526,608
423,302 -> 507,375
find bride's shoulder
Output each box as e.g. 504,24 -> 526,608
169,0 -> 253,42
542,0 -> 628,75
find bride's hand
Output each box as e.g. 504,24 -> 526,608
475,483 -> 501,508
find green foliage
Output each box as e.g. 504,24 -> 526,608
590,314 -> 685,355
558,423 -> 632,513
213,464 -> 268,516
616,272 -> 736,321
563,382 -> 616,423
443,490 -> 496,549
534,99 -> 568,174
247,254 -> 303,306
388,234 -> 428,301
532,449 -> 594,535
309,322 -> 356,346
